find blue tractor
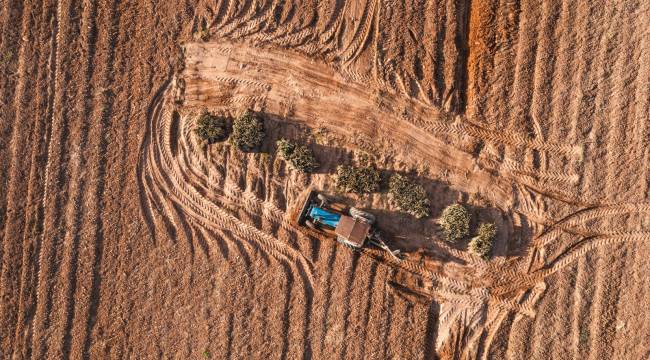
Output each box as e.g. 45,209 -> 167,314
297,190 -> 401,259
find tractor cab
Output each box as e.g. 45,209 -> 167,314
297,190 -> 401,259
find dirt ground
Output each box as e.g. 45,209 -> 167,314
1,0 -> 649,359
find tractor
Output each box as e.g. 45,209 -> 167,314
296,190 -> 401,260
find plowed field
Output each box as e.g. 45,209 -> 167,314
1,0 -> 648,359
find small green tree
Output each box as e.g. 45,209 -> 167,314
335,165 -> 381,194
231,110 -> 264,151
194,112 -> 228,144
388,174 -> 430,218
276,138 -> 318,173
468,223 -> 496,259
438,204 -> 470,242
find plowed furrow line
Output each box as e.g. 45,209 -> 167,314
529,281 -> 561,359
12,109 -> 51,359
338,255 -> 370,359
583,248 -> 608,360
465,0 -> 494,114
211,227 -> 256,358
504,283 -> 548,358
380,283 -> 395,359
547,0 -> 577,170
0,0 -> 46,354
319,249 -> 359,356
526,0 -> 560,146
574,1 -> 614,200
506,0 -> 540,134
45,0 -> 96,356
386,297 -> 412,358
208,228 -> 250,358
278,261 -> 295,360
549,265 -> 576,356
8,1 -> 58,355
356,262 -> 385,359
593,245 -> 626,358
30,0 -> 78,357
634,0 -> 650,200
604,6 -> 638,202
565,0 -> 595,146
78,1 -> 122,357
408,301 -> 430,358
360,266 -> 392,359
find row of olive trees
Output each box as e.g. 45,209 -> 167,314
195,110 -> 496,258
194,110 -> 265,151
438,204 -> 496,258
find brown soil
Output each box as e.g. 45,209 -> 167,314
1,0 -> 648,359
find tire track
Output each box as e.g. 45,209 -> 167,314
36,0 -> 97,357
317,244 -> 338,356
7,2 -> 54,356
0,0 -> 25,269
30,0 -> 75,356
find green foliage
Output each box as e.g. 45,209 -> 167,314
388,174 -> 430,218
335,165 -> 381,194
276,138 -> 318,173
231,110 -> 264,151
468,223 -> 496,259
438,204 -> 470,242
202,349 -> 211,358
194,112 -> 228,144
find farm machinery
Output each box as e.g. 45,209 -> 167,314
296,190 -> 402,260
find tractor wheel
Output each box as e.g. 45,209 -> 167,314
305,219 -> 318,230
350,207 -> 375,225
317,193 -> 329,207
